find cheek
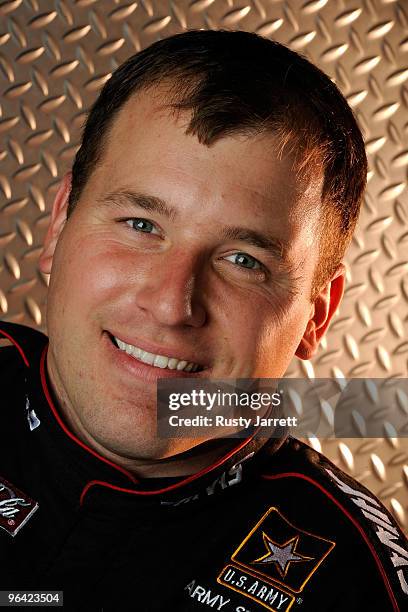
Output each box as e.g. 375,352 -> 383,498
216,297 -> 277,362
259,304 -> 310,365
52,235 -> 139,312
216,280 -> 299,339
229,295 -> 310,373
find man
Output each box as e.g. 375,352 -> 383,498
1,29 -> 407,611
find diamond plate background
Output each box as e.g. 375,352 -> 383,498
0,0 -> 407,530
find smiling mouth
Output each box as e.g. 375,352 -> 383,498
109,333 -> 205,373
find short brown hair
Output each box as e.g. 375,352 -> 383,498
68,29 -> 367,299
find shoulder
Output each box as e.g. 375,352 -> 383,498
0,320 -> 48,425
258,436 -> 408,608
0,320 -> 47,366
263,436 -> 405,536
0,319 -> 48,380
0,322 -> 29,388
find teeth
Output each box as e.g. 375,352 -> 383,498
113,337 -> 201,372
154,354 -> 169,369
176,360 -> 188,371
140,350 -> 154,365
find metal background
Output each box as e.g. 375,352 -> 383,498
0,0 -> 407,530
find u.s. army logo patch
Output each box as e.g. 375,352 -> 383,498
217,507 -> 335,611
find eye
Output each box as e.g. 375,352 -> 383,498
125,218 -> 160,235
224,252 -> 262,270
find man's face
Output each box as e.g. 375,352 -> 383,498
41,89 -> 325,462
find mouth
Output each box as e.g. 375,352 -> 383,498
107,332 -> 206,374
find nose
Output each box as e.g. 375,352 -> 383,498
133,250 -> 207,328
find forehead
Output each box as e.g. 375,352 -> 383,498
85,87 -> 323,232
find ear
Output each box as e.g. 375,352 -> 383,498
295,263 -> 346,361
38,172 -> 72,275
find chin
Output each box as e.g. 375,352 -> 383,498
99,433 -> 174,461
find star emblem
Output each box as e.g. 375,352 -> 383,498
252,532 -> 313,577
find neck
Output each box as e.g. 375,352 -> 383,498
44,357 -> 242,478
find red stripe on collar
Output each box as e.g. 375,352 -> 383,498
40,344 -> 138,484
79,435 -> 256,504
40,343 -> 259,502
0,328 -> 30,368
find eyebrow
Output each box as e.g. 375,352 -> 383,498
98,190 -> 178,221
220,227 -> 285,261
98,189 -> 287,261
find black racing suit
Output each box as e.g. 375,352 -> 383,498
0,321 -> 407,611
